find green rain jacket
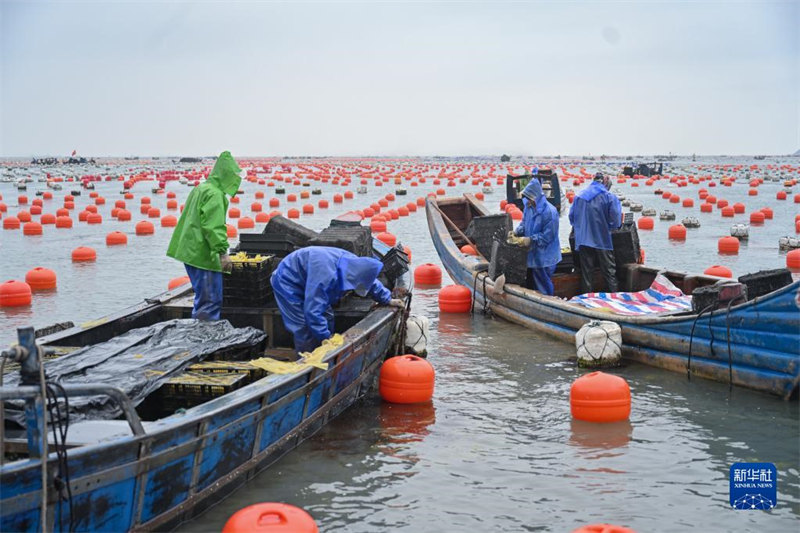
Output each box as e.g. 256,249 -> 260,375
167,151 -> 242,272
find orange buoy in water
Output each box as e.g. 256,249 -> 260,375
287,194 -> 297,202
302,204 -> 314,214
704,265 -> 732,278
403,246 -> 412,262
87,213 -> 103,224
414,263 -> 442,285
460,244 -> 478,256
228,207 -> 241,218
117,209 -> 132,221
168,276 -> 190,290
397,206 -> 409,216
23,221 -> 43,236
637,217 -> 654,230
795,194 -> 800,203
379,355 -> 435,404
376,232 -> 396,247
668,224 -> 686,240
720,206 -> 734,217
509,208 -> 523,221
55,216 -> 72,229
256,212 -> 270,223
787,249 -> 800,270
135,220 -> 155,235
71,246 -> 96,262
333,194 -> 343,203
238,216 -> 255,229
161,215 -> 177,227
669,195 -> 680,204
761,207 -> 773,220
226,224 -> 238,237
345,191 -> 354,199
776,190 -> 787,200
269,198 -> 280,208
416,197 -> 425,207
3,216 -> 20,229
222,503 -> 318,533
681,198 -> 694,208
718,236 -> 739,254
318,199 -> 329,209
717,198 -> 728,209
40,213 -> 56,225
287,208 -> 300,219
106,231 -> 128,246
748,188 -> 758,196
571,524 -> 636,533
439,284 -> 471,313
25,267 -> 56,290
733,202 -> 745,214
251,202 -> 263,212
0,280 -> 32,307
570,372 -> 631,423
700,203 -> 713,213
750,211 -> 765,224
370,219 -> 387,233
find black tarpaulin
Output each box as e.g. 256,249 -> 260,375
4,319 -> 266,423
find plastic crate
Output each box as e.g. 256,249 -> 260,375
239,233 -> 301,257
308,225 -> 372,257
188,361 -> 267,381
381,246 -> 410,281
465,214 -> 512,259
738,269 -> 792,300
488,237 -> 527,286
162,371 -> 248,400
223,255 -> 275,307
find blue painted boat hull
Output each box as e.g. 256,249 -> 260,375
427,195 -> 799,399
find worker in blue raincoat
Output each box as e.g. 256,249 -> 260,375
507,179 -> 561,295
568,172 -> 622,293
271,246 -> 404,353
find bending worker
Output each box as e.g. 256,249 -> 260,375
568,172 -> 622,294
167,151 -> 243,320
507,179 -> 561,295
271,246 -> 404,353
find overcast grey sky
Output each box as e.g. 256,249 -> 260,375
1,1 -> 797,157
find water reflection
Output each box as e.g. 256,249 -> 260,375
568,419 -> 633,450
378,401 -> 436,445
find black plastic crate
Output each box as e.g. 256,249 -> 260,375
692,282 -> 747,313
381,246 -> 410,281
262,215 -> 318,246
223,255 -> 275,307
239,232 -> 301,257
738,269 -> 792,300
611,221 -> 641,265
465,214 -> 512,259
488,237 -> 527,286
308,225 -> 372,257
162,371 -> 249,400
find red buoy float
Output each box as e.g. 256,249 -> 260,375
668,224 -> 686,240
376,232 -> 397,247
168,276 -> 190,290
718,236 -> 739,254
703,265 -> 732,278
438,284 -> 471,313
71,246 -> 97,262
23,221 -> 43,236
25,267 -> 56,290
3,216 -> 20,230
222,503 -> 318,533
571,525 -> 636,533
0,280 -> 32,307
637,217 -> 654,230
460,244 -> 478,255
238,216 -> 255,229
414,263 -> 442,285
106,231 -> 128,246
787,249 -> 800,270
570,372 -> 631,423
135,220 -> 155,235
379,355 -> 435,404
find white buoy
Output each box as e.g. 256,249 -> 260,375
405,315 -> 430,356
731,224 -> 749,240
576,320 -> 622,368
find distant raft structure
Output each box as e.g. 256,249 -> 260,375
659,210 -> 676,221
778,236 -> 800,251
682,216 -> 701,228
730,224 -> 749,240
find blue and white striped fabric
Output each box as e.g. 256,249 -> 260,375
570,274 -> 693,315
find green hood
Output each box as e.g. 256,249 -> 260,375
207,151 -> 243,197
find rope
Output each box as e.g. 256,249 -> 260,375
687,304 -> 715,381
46,382 -> 74,532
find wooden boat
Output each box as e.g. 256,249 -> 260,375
427,194 -> 800,399
1,266 -> 407,531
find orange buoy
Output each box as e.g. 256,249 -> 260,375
403,245 -> 412,262
161,215 -> 177,227
681,198 -> 694,208
166,199 -> 178,209
397,206 -> 409,216
0,280 -> 32,307
749,211 -> 765,224
106,231 -> 128,246
287,208 -> 300,219
55,216 -> 73,229
669,195 -> 680,204
668,224 -> 686,240
87,212 -> 103,224
704,265 -> 732,278
56,208 -> 69,217
301,191 -> 310,199
333,193 -> 343,203
95,196 -> 106,205
251,202 -> 263,212
776,190 -> 787,200
414,263 -> 442,285
571,524 -> 636,533
23,221 -> 43,236
795,194 -> 800,203
732,202 -> 745,214
406,202 -> 417,212
748,188 -> 758,196
345,191 -> 354,199
787,249 -> 800,270
570,372 -> 631,423
363,207 -> 375,218
509,208 -> 522,221
796,220 -> 800,234
720,206 -> 734,217
416,197 -> 425,207
302,204 -> 314,214
376,232 -> 397,247
140,197 -> 151,205
135,220 -> 155,235
370,219 -> 387,233
71,246 -> 97,262
287,194 -> 297,202
460,244 -> 478,256
18,210 -> 32,222
269,198 -> 280,208
222,503 -> 318,533
25,267 -> 57,290
238,216 -> 255,229
717,199 -> 728,209
439,284 -> 471,313
40,213 -> 56,225
379,355 -> 435,404
718,236 -> 739,254
18,195 -> 28,205
318,199 -> 329,209
255,212 -> 270,223
226,224 -> 238,237
699,203 -> 713,213
168,276 -> 190,290
228,207 -> 241,218
761,207 -> 773,220
637,217 -> 654,230
30,205 -> 43,215
117,209 -> 132,221
3,216 -> 20,230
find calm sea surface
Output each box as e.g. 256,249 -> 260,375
1,157 -> 798,532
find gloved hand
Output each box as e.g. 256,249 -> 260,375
506,234 -> 530,247
219,254 -> 233,273
387,298 -> 405,309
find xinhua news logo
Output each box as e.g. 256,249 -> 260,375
730,462 -> 777,510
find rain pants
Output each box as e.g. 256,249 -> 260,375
271,246 -> 392,353
514,180 -> 561,295
167,151 -> 242,320
568,180 -> 622,251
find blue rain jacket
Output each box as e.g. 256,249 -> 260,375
568,181 -> 622,251
271,247 -> 392,348
514,180 -> 562,268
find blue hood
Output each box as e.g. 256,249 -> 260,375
522,179 -> 544,202
338,255 -> 384,295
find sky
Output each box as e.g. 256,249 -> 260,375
1,1 -> 797,157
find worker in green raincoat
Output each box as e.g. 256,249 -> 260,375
167,151 -> 243,320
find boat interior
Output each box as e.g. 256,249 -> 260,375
436,196 -> 737,301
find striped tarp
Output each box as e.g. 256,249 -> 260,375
569,274 -> 693,315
